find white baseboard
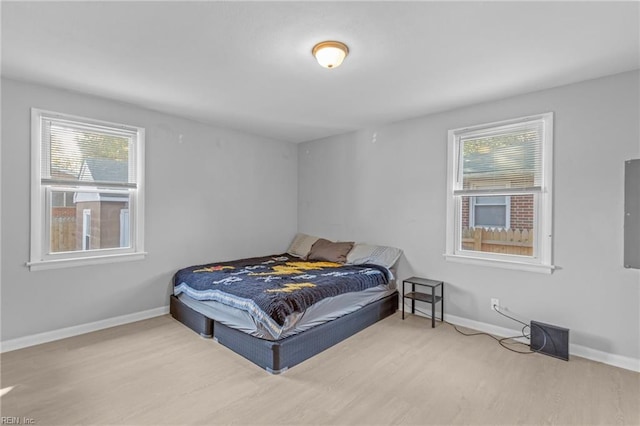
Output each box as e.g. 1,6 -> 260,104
0,305 -> 170,353
401,302 -> 640,373
566,343 -> 640,373
3,302 -> 639,373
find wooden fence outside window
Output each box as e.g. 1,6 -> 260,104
51,207 -> 77,253
461,227 -> 533,256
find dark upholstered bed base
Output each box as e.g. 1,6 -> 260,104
170,294 -> 213,337
170,291 -> 398,374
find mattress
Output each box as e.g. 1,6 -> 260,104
173,254 -> 394,340
178,282 -> 396,340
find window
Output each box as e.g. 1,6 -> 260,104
29,109 -> 145,270
445,113 -> 554,273
470,195 -> 510,228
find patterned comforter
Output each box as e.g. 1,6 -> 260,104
173,254 -> 390,338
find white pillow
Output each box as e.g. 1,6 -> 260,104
286,233 -> 320,259
346,243 -> 402,268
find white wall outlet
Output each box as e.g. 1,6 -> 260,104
491,298 -> 500,311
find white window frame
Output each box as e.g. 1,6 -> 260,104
28,108 -> 146,271
120,208 -> 130,248
82,208 -> 92,251
445,112 -> 554,273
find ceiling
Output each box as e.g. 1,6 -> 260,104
2,1 -> 639,143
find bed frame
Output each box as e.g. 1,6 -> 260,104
170,291 -> 398,374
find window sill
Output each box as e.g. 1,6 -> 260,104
27,252 -> 147,271
443,253 -> 555,274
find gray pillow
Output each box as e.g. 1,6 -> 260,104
308,238 -> 354,263
287,233 -> 320,259
346,243 -> 402,268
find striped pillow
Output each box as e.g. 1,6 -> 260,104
346,244 -> 402,268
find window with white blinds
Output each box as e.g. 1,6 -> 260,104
445,113 -> 554,273
42,118 -> 137,188
456,120 -> 543,195
29,109 -> 146,270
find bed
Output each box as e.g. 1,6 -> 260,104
170,236 -> 401,373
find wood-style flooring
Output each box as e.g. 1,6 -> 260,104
1,313 -> 638,425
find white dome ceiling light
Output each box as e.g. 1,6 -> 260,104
312,41 -> 349,69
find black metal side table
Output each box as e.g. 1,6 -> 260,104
402,277 -> 444,328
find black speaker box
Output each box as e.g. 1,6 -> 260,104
530,320 -> 569,361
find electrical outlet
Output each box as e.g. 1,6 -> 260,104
491,298 -> 500,311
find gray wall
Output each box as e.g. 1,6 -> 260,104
3,72 -> 639,362
1,78 -> 298,341
298,71 -> 640,360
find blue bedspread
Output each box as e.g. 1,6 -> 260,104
173,254 -> 390,338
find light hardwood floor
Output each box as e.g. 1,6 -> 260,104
1,313 -> 638,425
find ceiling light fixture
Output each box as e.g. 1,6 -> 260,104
312,41 -> 349,69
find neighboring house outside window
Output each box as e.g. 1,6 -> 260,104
462,189 -> 534,231
445,113 -> 554,273
29,109 -> 145,270
74,158 -> 131,250
469,195 -> 510,229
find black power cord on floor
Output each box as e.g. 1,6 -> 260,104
403,303 -> 536,355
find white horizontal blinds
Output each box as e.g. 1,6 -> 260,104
41,116 -> 136,188
455,119 -> 543,196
